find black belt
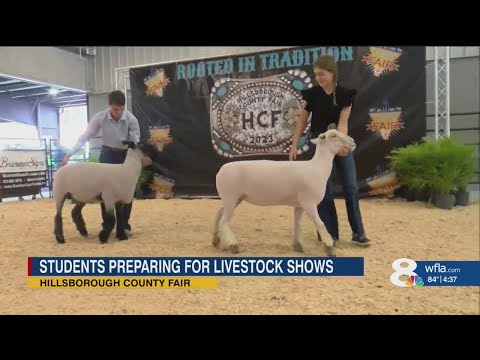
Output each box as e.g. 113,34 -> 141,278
101,145 -> 127,152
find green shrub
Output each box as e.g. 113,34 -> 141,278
452,141 -> 475,192
387,138 -> 432,193
136,168 -> 152,193
387,136 -> 475,196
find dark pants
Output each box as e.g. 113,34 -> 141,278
317,152 -> 366,240
99,146 -> 132,228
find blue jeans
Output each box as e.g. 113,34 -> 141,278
317,152 -> 366,240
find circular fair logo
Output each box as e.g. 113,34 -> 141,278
210,70 -> 312,158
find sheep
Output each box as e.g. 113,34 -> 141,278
53,141 -> 159,244
212,129 -> 357,257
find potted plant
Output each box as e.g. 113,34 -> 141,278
452,141 -> 475,206
410,148 -> 433,203
387,139 -> 432,202
428,137 -> 460,210
387,142 -> 416,201
388,136 -> 475,210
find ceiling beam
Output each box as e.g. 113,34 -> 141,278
50,98 -> 86,103
0,79 -> 21,86
49,94 -> 86,101
11,89 -> 76,98
54,102 -> 87,108
35,92 -> 86,103
0,83 -> 47,92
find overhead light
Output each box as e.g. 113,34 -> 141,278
49,88 -> 59,96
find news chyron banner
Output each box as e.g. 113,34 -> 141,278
390,258 -> 480,287
27,257 -> 365,289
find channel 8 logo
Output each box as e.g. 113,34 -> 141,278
390,258 -> 419,287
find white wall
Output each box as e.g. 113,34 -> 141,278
426,46 -> 479,60
0,47 -> 87,91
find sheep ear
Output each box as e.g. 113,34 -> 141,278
311,133 -> 325,145
122,140 -> 137,149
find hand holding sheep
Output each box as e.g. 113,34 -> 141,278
142,156 -> 152,167
288,146 -> 297,161
336,147 -> 349,157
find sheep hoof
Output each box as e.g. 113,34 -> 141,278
117,232 -> 128,241
293,242 -> 304,253
229,244 -> 240,253
80,229 -> 88,237
324,244 -> 336,257
212,234 -> 220,247
55,236 -> 65,244
98,230 -> 110,243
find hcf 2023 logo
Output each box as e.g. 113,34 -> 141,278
209,70 -> 312,158
390,258 -> 424,287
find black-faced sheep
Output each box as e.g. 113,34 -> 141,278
53,141 -> 159,244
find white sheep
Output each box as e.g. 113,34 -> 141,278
53,141 -> 159,244
212,129 -> 357,257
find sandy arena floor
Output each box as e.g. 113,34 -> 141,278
0,196 -> 478,315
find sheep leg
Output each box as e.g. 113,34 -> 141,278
54,195 -> 67,244
212,207 -> 223,247
218,198 -> 240,253
115,202 -> 128,241
99,198 -> 116,244
71,202 -> 88,237
293,207 -> 304,253
301,204 -> 336,257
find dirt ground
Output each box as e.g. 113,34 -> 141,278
0,196 -> 478,315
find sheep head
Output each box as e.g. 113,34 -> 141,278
122,141 -> 160,162
137,142 -> 160,162
310,129 -> 356,153
122,141 -> 137,150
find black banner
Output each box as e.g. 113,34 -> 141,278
129,46 -> 426,198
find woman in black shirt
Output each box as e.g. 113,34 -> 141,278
289,55 -> 370,246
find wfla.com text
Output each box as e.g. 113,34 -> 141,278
424,263 -> 460,273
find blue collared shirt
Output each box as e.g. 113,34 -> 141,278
67,108 -> 140,156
